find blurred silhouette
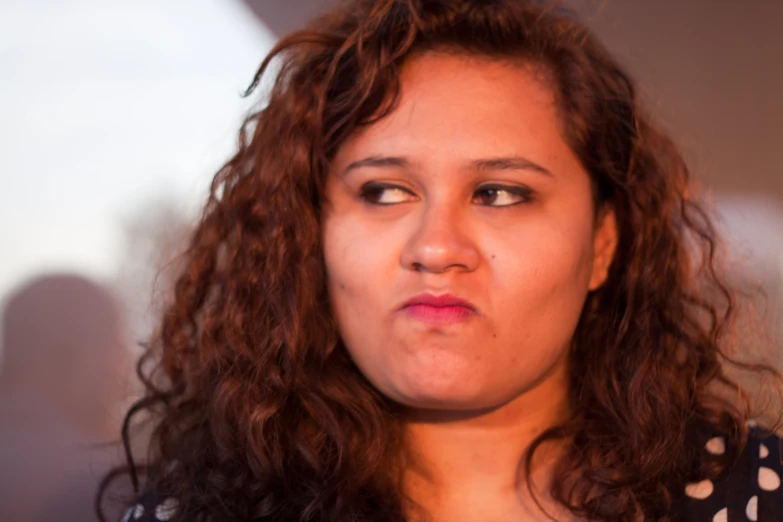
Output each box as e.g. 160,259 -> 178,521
114,196 -> 192,349
0,274 -> 130,522
718,195 -> 783,347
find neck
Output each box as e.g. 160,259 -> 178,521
402,353 -> 572,521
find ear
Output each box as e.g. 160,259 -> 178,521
588,207 -> 618,291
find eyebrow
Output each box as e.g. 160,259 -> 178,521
471,156 -> 552,177
341,155 -> 553,177
341,155 -> 412,176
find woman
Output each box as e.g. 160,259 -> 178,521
102,1 -> 783,521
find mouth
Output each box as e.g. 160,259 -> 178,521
399,293 -> 478,324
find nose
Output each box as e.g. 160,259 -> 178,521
399,202 -> 480,274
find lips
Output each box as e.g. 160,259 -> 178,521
401,293 -> 477,310
400,293 -> 478,324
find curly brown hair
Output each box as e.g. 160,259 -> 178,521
100,1 -> 782,521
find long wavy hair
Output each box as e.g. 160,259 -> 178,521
100,1 -> 782,521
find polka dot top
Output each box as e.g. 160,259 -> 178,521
679,425 -> 783,522
122,426 -> 783,522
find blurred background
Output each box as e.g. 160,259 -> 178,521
0,0 -> 780,520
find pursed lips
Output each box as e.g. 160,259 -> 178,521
399,293 -> 478,324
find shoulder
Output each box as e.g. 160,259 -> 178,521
681,425 -> 782,521
120,493 -> 181,522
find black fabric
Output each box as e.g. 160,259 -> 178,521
679,427 -> 783,522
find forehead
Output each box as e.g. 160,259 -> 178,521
401,50 -> 554,103
333,52 -> 574,170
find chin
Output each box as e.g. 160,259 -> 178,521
391,378 -> 501,411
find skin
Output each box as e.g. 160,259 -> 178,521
322,52 -> 617,521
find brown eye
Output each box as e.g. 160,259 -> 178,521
473,185 -> 533,207
359,183 -> 416,205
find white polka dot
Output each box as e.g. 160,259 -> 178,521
133,504 -> 145,519
685,479 -> 714,499
705,436 -> 726,455
712,507 -> 727,522
760,443 -> 769,459
121,506 -> 135,522
155,498 -> 179,521
746,495 -> 758,521
759,466 -> 781,491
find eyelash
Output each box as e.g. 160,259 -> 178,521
358,182 -> 534,207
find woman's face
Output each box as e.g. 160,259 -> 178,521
322,52 -> 616,411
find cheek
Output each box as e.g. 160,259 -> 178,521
490,215 -> 595,333
506,200 -> 596,282
323,220 -> 359,308
505,230 -> 593,290
322,216 -> 395,328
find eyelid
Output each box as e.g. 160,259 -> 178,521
475,183 -> 532,194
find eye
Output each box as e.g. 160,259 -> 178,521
473,185 -> 533,207
359,182 -> 416,205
